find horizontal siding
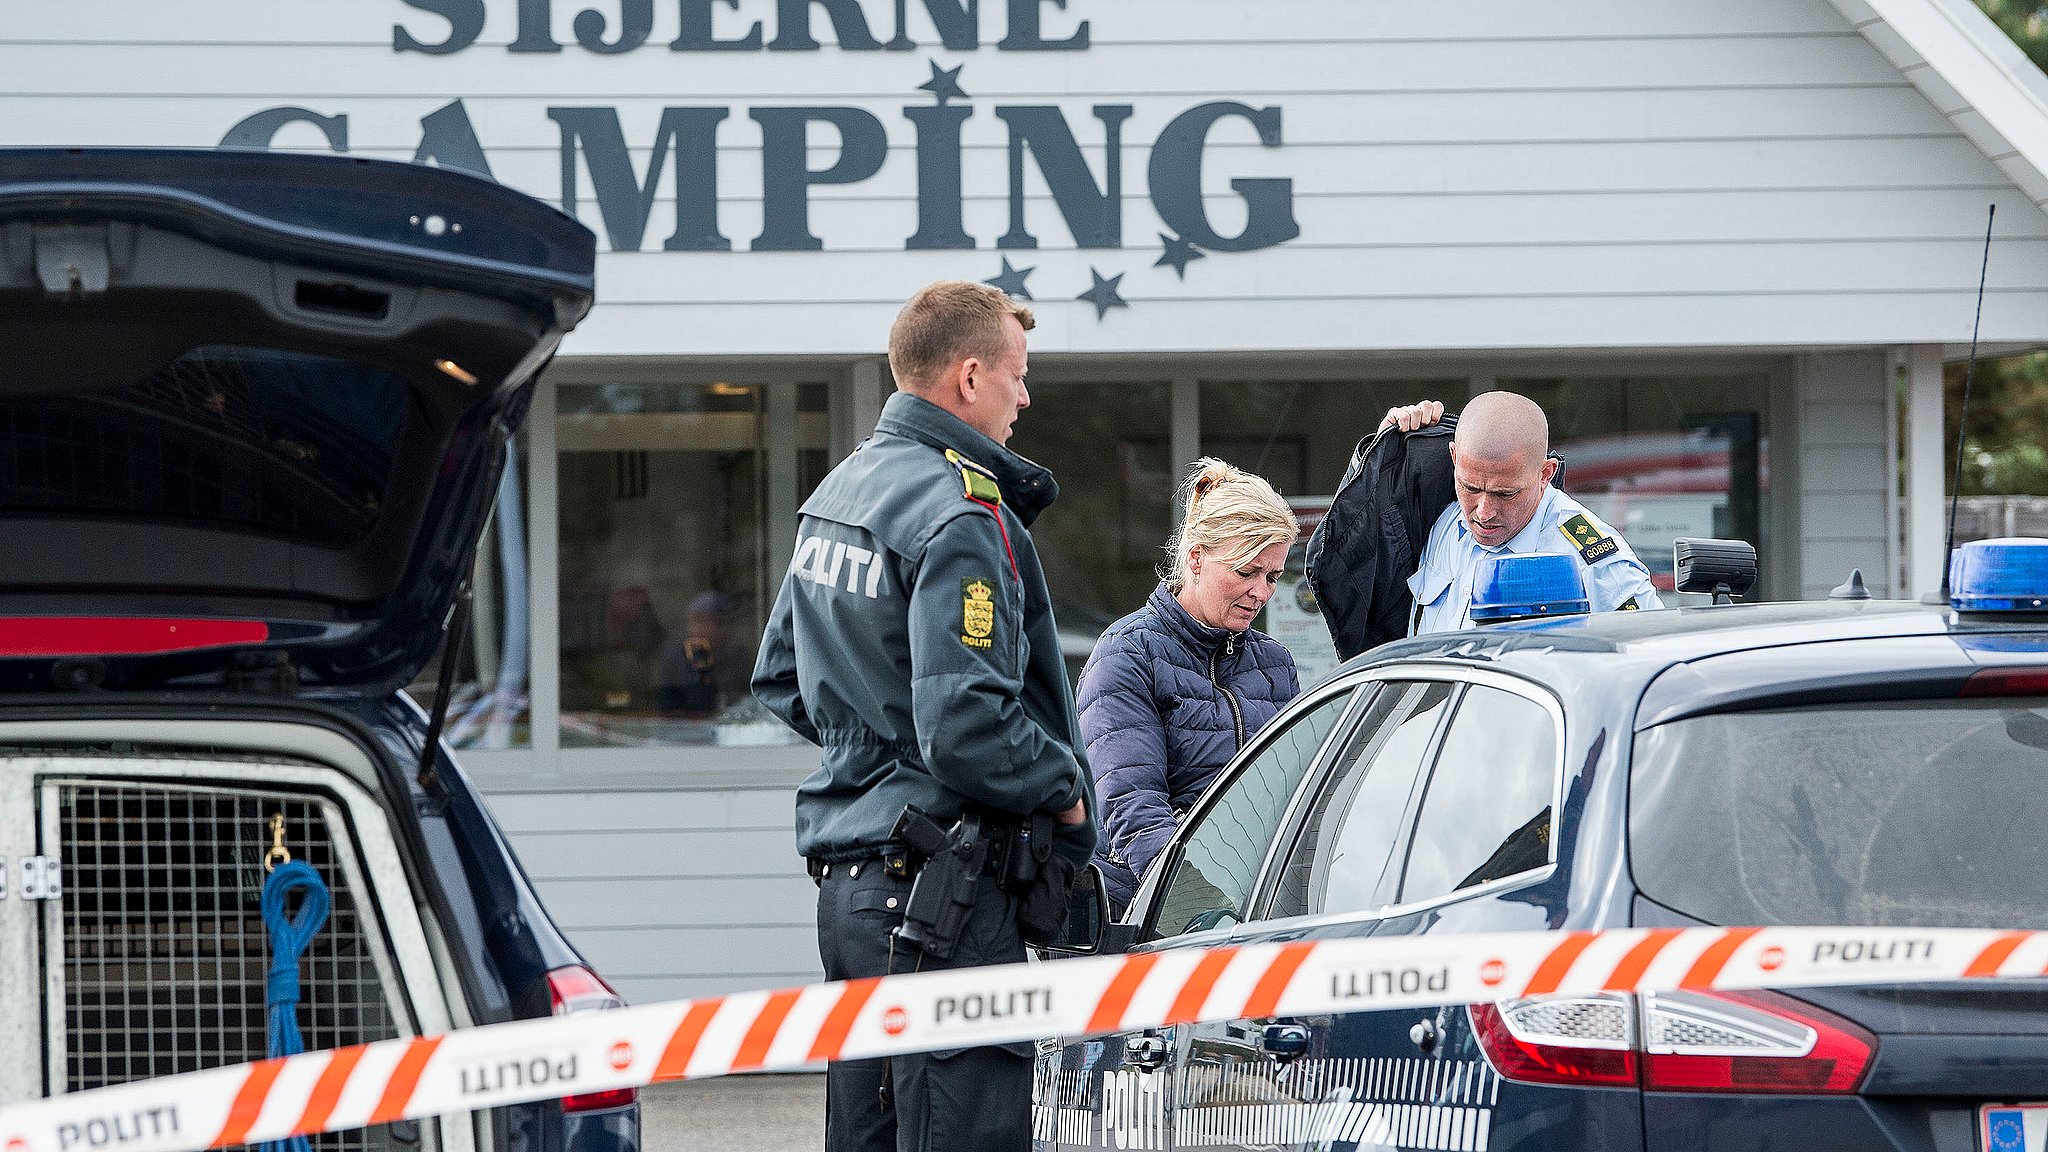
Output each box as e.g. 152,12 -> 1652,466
586,238 -> 2048,302
12,86 -> 1971,149
1803,446 -> 1891,491
488,787 -> 793,833
513,826 -> 801,878
0,37 -> 1911,97
614,975 -> 824,1004
569,925 -> 816,976
565,289 -> 2048,356
533,876 -> 816,930
1798,354 -> 1892,597
486,784 -> 820,999
16,1 -> 1866,47
1801,398 -> 1891,447
1803,538 -> 1895,595
3,0 -> 2047,354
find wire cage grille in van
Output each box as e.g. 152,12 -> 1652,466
57,781 -> 405,1152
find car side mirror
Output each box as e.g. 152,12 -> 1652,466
1040,864 -> 1135,956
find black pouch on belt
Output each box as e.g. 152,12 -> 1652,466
998,811 -> 1054,894
1008,812 -> 1072,944
1017,851 -> 1080,946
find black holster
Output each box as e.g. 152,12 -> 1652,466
889,807 -> 988,960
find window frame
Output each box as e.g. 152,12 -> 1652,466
1390,674 -> 1567,908
1253,678 -> 1453,923
1215,662 -> 1568,938
1131,675 -> 1373,947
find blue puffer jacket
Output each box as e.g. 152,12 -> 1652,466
1077,583 -> 1300,907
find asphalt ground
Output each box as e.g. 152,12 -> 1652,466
640,1074 -> 825,1151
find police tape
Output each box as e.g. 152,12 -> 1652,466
4,925 -> 2044,1152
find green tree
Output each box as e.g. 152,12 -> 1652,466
1974,0 -> 2048,71
1946,353 -> 2048,495
1945,7 -> 2048,495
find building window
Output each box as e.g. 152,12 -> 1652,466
1007,380 -> 1176,678
1200,380 -> 1460,682
555,379 -> 826,747
1501,375 -> 1772,599
407,437 -> 534,749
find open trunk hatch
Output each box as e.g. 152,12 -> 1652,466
0,148 -> 595,694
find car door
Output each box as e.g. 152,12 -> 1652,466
1355,675 -> 1569,1152
1037,681 -> 1361,1150
1171,677 -> 1459,1151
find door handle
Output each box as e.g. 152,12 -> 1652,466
1123,1033 -> 1170,1071
1410,1017 -> 1439,1052
1259,1022 -> 1311,1063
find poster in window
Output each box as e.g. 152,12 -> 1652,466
1266,496 -> 1342,687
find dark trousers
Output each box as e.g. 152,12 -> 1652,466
815,859 -> 1032,1152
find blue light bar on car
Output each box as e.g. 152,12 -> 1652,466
1469,552 -> 1592,623
1949,537 -> 2048,611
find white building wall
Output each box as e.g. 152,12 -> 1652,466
1797,353 -> 1897,599
484,782 -> 824,1002
9,0 -> 2048,357
15,0 -> 2047,998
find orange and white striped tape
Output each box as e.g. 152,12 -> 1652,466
4,925 -> 2045,1152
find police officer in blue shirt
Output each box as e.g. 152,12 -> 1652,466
1381,392 -> 1661,634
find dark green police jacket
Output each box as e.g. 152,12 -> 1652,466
752,391 -> 1099,866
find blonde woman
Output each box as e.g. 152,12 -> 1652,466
1076,458 -> 1301,912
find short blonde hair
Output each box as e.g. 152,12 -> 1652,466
1163,458 -> 1299,593
888,280 -> 1036,390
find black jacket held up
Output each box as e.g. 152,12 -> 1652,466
1303,418 -> 1459,661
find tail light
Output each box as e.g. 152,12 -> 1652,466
1471,989 -> 1874,1095
546,965 -> 637,1113
1471,994 -> 1637,1087
1639,990 -> 1874,1093
1960,668 -> 2048,696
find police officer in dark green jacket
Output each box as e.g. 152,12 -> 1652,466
752,280 -> 1097,1152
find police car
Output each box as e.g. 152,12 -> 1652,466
1034,538 -> 2048,1152
0,150 -> 635,1152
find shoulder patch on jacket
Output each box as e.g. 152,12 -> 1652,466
1618,595 -> 1640,611
960,577 -> 998,649
1560,513 -> 1619,564
945,448 -> 1003,506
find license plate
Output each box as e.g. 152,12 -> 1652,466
1983,1105 -> 2048,1152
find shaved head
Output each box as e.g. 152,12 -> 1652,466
1450,390 -> 1556,548
1455,390 -> 1548,466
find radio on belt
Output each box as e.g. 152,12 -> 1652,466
1468,552 -> 1591,624
1949,537 -> 2048,612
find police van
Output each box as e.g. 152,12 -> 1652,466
0,149 -> 636,1152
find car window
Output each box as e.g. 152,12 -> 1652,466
1399,684 -> 1557,904
1632,699 -> 2048,929
1149,687 -> 1354,940
1268,681 -> 1454,920
0,344 -> 410,548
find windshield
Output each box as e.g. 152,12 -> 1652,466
1630,699 -> 2048,929
0,344 -> 409,548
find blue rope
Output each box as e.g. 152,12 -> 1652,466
261,858 -> 330,1152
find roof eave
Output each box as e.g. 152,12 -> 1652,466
1830,0 -> 2048,210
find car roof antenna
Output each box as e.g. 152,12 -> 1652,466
1941,203 -> 1997,602
1829,568 -> 1871,601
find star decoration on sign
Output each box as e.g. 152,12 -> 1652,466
1155,232 -> 1206,280
918,60 -> 969,106
1076,267 -> 1129,321
985,257 -> 1035,300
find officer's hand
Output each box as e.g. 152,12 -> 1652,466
1379,400 -> 1444,432
1054,799 -> 1087,826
